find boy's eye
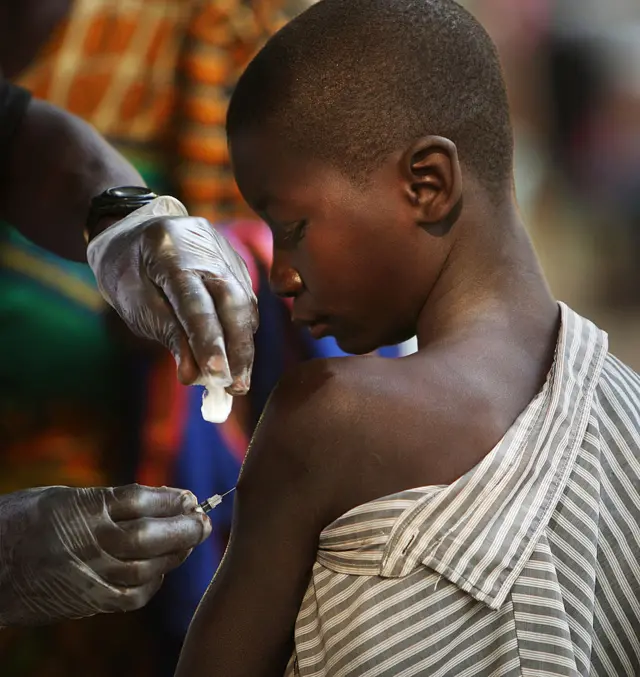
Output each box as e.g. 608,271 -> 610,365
279,220 -> 308,246
292,219 -> 308,241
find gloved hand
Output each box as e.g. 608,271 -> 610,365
87,197 -> 259,395
0,484 -> 211,626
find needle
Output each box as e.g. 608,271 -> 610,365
196,487 -> 237,514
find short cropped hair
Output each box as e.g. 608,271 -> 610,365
227,0 -> 514,197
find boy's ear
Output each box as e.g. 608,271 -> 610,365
400,136 -> 462,234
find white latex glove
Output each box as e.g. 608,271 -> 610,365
87,197 -> 258,408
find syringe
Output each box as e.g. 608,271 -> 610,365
195,487 -> 236,514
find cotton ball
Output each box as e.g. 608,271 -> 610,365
196,376 -> 233,423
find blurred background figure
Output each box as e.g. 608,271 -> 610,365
2,0 -> 640,675
462,0 -> 640,368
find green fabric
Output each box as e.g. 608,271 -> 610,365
111,142 -> 174,195
0,221 -> 119,405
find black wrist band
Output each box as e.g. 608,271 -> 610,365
85,186 -> 158,242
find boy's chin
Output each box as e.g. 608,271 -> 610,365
335,324 -> 414,356
334,332 -> 384,357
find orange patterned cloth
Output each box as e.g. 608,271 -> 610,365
19,0 -> 289,221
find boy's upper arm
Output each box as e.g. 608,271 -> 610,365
175,360 -> 356,677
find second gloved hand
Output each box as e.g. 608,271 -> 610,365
0,484 -> 211,627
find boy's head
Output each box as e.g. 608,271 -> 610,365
228,0 -> 514,354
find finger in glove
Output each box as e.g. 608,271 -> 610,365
101,576 -> 166,614
158,269 -> 233,384
95,549 -> 192,587
98,513 -> 211,560
108,484 -> 199,520
202,274 -> 256,395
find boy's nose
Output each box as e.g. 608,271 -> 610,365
270,251 -> 303,298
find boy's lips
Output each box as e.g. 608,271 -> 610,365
308,321 -> 331,339
293,314 -> 332,339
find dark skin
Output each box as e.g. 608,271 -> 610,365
174,129 -> 559,677
0,98 -> 143,261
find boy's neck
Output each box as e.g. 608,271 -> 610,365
416,198 -> 556,349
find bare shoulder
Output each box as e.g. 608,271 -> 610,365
237,356 -> 392,527
267,356 -> 370,425
243,356 -> 376,472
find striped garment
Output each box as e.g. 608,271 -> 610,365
286,303 -> 640,676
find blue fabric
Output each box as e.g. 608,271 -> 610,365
304,332 -> 402,360
249,263 -> 289,427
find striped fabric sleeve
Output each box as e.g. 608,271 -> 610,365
177,1 -> 288,221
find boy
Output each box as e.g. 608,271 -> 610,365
176,1 -> 640,675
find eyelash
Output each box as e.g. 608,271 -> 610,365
280,220 -> 308,246
293,220 -> 308,241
